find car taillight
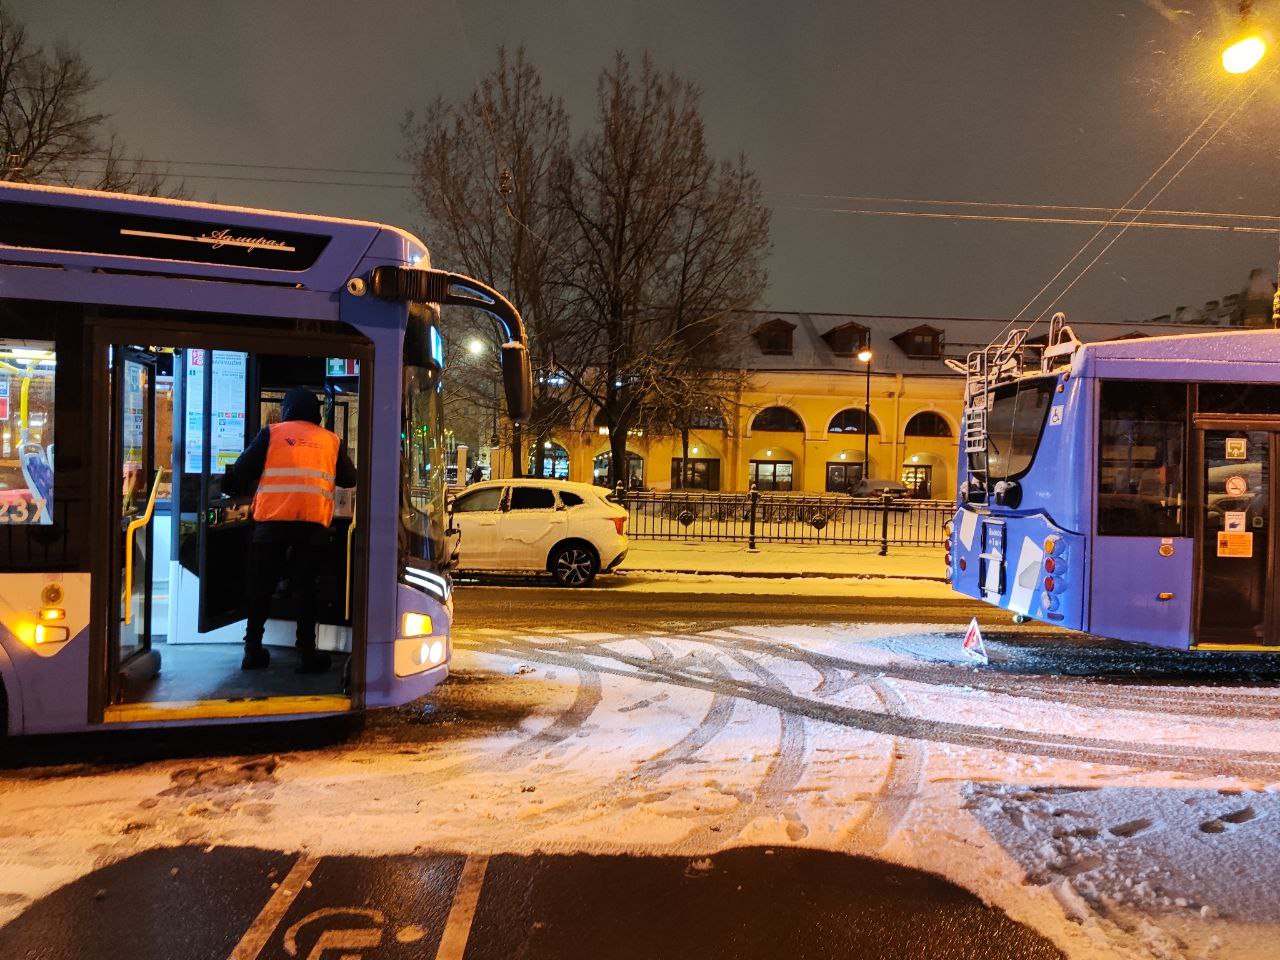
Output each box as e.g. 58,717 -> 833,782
613,516 -> 626,535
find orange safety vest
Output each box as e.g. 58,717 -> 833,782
252,420 -> 341,526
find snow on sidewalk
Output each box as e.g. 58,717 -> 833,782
619,540 -> 944,580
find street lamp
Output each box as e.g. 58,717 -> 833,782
857,347 -> 873,483
1223,34 -> 1267,73
467,338 -> 486,356
1223,2 -> 1268,74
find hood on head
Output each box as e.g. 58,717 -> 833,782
281,387 -> 322,424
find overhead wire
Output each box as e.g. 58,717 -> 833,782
1029,64 -> 1279,326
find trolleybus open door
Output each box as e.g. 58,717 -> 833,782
188,348 -> 255,633
107,345 -> 163,702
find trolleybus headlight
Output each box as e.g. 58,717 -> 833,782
402,612 -> 433,638
415,639 -> 446,666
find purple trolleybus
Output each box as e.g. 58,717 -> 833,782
0,182 -> 531,735
949,313 -> 1280,652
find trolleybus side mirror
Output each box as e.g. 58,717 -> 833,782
501,342 -> 532,423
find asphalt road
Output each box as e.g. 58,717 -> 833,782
0,846 -> 1063,960
452,582 -> 990,633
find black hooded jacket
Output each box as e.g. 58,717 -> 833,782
225,387 -> 357,523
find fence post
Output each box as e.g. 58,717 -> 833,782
615,481 -> 626,504
879,492 -> 891,556
748,483 -> 760,552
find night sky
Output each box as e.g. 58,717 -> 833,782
13,0 -> 1280,323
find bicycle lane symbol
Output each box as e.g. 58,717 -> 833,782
227,853 -> 483,960
283,907 -> 386,960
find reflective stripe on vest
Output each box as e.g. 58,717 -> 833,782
252,420 -> 341,525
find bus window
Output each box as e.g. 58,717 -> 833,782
0,339 -> 56,525
980,377 -> 1055,481
402,367 -> 445,563
1097,380 -> 1186,537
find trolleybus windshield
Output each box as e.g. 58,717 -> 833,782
975,376 -> 1056,481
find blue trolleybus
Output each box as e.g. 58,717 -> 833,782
0,182 -> 531,734
949,313 -> 1280,651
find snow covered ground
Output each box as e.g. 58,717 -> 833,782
1,621 -> 1278,959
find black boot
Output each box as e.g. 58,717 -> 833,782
241,646 -> 271,670
295,649 -> 332,674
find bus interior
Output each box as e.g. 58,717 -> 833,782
105,340 -> 369,721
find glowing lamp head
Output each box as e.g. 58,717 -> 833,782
1223,35 -> 1267,74
467,338 -> 485,356
856,348 -> 873,363
402,612 -> 433,638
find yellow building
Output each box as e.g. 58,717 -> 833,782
489,306 -> 1234,499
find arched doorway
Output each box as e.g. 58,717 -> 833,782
594,450 -> 644,489
528,440 -> 570,479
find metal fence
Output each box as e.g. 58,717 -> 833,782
616,488 -> 953,550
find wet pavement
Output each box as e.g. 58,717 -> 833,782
0,845 -> 1062,960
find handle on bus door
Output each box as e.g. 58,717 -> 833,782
123,470 -> 163,626
345,501 -> 357,621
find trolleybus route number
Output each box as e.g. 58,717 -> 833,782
0,498 -> 47,523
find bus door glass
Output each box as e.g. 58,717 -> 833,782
118,350 -> 157,657
1198,428 -> 1273,645
192,349 -> 253,632
110,347 -> 161,698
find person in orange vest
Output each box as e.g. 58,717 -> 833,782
226,387 -> 357,673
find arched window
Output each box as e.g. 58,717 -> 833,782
904,412 -> 952,438
751,406 -> 804,432
828,409 -> 879,435
528,441 -> 570,479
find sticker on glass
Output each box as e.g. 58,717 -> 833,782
1048,405 -> 1064,426
1217,532 -> 1253,558
1225,475 -> 1249,497
1224,510 -> 1248,532
1225,437 -> 1248,460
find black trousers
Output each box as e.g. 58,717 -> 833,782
244,523 -> 328,651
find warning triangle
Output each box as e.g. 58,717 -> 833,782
961,617 -> 988,664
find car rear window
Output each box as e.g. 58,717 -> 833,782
559,491 -> 584,507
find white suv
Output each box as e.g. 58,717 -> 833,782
448,479 -> 629,586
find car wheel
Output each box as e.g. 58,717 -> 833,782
552,543 -> 598,587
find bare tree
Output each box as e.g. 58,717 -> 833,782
0,2 -> 178,195
403,47 -> 575,478
552,53 -> 770,486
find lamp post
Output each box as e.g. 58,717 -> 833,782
857,347 -> 873,484
1222,3 -> 1268,74
467,338 -> 499,478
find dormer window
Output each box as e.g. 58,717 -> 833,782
891,324 -> 943,359
754,318 -> 795,355
821,322 -> 869,357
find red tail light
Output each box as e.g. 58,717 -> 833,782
1043,576 -> 1056,593
1044,557 -> 1056,574
613,516 -> 626,535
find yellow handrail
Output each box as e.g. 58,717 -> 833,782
344,499 -> 357,621
123,469 -> 163,626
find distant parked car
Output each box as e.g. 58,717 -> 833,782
850,478 -> 909,498
448,479 -> 629,586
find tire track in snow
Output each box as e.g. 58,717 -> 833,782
721,631 -> 1280,723
508,638 -> 739,834
671,643 -> 810,850
471,633 -> 1280,781
839,678 -> 927,854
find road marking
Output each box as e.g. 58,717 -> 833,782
229,854 -> 320,960
435,855 -> 489,960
